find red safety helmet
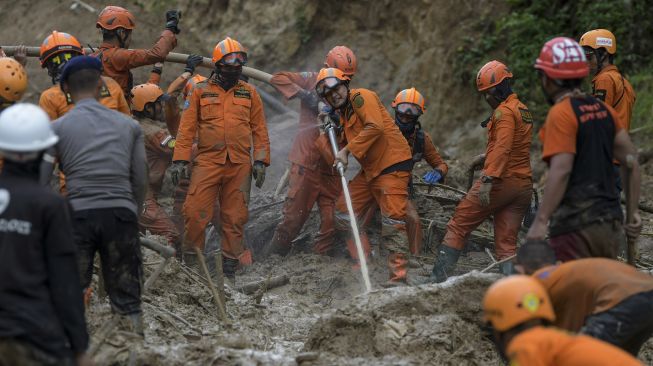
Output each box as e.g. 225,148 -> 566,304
39,31 -> 84,67
476,60 -> 512,92
96,6 -> 136,31
324,46 -> 357,77
534,37 -> 588,79
392,87 -> 426,115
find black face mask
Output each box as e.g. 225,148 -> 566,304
395,114 -> 419,135
216,66 -> 242,90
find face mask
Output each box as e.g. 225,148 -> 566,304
216,67 -> 242,90
395,114 -> 417,135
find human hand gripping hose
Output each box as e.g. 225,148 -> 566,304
320,103 -> 372,292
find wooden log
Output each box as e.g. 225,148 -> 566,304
236,274 -> 289,295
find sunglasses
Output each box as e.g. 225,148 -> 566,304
219,52 -> 247,66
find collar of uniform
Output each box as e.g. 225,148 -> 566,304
98,41 -> 117,50
593,64 -> 618,82
75,98 -> 101,107
500,93 -> 518,107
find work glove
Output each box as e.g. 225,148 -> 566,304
478,181 -> 492,207
165,10 -> 182,34
184,54 -> 203,74
468,154 -> 486,172
297,89 -> 320,113
423,169 -> 443,185
151,62 -> 163,75
170,160 -> 190,186
252,161 -> 266,188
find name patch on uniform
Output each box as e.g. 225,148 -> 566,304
493,109 -> 502,120
234,88 -> 251,99
519,108 -> 533,124
201,92 -> 219,98
352,92 -> 364,108
99,81 -> 111,98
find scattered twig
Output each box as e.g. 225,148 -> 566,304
143,301 -> 198,332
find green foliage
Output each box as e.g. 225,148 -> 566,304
294,6 -> 312,45
455,0 -> 653,127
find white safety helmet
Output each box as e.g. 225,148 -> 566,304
0,103 -> 58,162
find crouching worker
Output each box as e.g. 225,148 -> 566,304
516,240 -> 653,356
0,104 -> 92,366
483,275 -> 642,365
41,56 -> 147,334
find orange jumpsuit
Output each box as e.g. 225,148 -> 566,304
443,94 -> 532,259
363,130 -> 448,255
93,29 -> 177,95
591,65 -> 636,131
506,326 -> 642,366
173,79 -> 270,260
137,116 -> 179,247
268,71 -> 341,255
39,76 -> 130,119
318,88 -> 412,279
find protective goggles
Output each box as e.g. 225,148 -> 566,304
219,52 -> 247,66
315,77 -> 344,97
395,103 -> 422,116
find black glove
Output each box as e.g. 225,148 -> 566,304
184,54 -> 203,74
151,62 -> 163,75
297,89 -> 319,113
170,160 -> 189,186
165,10 -> 182,34
252,161 -> 266,189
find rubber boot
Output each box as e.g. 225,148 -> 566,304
499,260 -> 516,276
223,256 -> 239,287
182,250 -> 199,270
346,235 -> 371,270
430,245 -> 461,283
383,253 -> 408,287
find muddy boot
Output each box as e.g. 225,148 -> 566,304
499,260 -> 516,276
127,312 -> 144,336
182,250 -> 199,270
430,245 -> 461,283
382,253 -> 408,288
223,256 -> 239,287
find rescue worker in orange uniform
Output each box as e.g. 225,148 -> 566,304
391,87 -> 448,256
430,61 -> 533,282
38,31 -> 130,119
93,6 -> 180,95
483,275 -> 642,366
526,37 -> 642,260
0,58 -> 28,172
315,68 -> 413,286
171,37 -> 270,283
516,240 -> 653,356
264,46 -> 357,257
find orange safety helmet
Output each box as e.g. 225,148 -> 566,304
483,275 -> 555,332
476,60 -> 513,92
315,67 -> 350,96
534,37 -> 588,80
0,58 -> 28,102
96,6 -> 136,31
212,37 -> 247,64
130,83 -> 164,112
324,46 -> 357,77
183,74 -> 207,100
392,87 -> 426,114
39,31 -> 84,67
579,29 -> 616,55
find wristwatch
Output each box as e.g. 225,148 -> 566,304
481,175 -> 493,183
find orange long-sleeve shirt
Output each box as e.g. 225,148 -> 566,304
270,71 -> 330,173
592,65 -> 636,131
93,30 -> 177,94
39,76 -> 130,119
173,79 -> 270,166
507,326 -> 642,366
340,88 -> 412,181
483,93 -> 533,180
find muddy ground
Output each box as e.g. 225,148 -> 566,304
85,161 -> 653,365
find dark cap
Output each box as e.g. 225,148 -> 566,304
59,55 -> 103,88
